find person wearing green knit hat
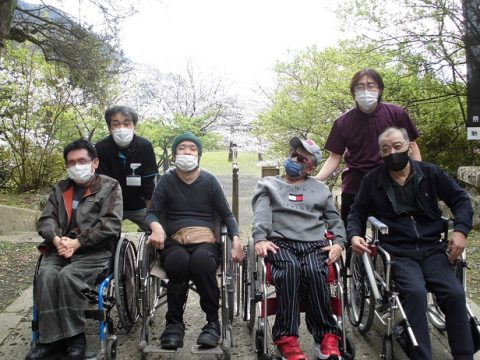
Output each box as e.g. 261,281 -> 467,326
171,131 -> 203,156
145,131 -> 244,351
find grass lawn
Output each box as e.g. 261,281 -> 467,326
195,151 -> 262,177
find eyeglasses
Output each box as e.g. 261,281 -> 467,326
354,84 -> 379,92
67,159 -> 92,168
290,151 -> 311,164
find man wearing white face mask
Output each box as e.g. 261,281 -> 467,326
26,139 -> 122,360
316,68 -> 422,223
145,132 -> 245,351
95,105 -> 158,231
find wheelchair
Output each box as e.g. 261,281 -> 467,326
242,233 -> 355,359
136,218 -> 240,360
345,216 -> 480,359
30,236 -> 138,360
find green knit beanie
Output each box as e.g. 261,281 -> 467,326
171,132 -> 203,155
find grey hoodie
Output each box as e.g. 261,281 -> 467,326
252,175 -> 347,248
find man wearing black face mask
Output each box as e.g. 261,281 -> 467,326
347,127 -> 474,360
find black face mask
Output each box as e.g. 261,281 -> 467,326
383,150 -> 409,171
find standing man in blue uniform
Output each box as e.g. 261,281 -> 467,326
95,105 -> 158,231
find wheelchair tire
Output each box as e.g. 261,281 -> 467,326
244,240 -> 257,332
346,248 -> 375,333
427,293 -> 446,331
382,335 -> 393,360
114,237 -> 138,333
341,333 -> 356,360
427,257 -> 466,332
137,234 -> 158,320
106,336 -> 117,360
225,233 -> 236,323
345,247 -> 366,326
255,329 -> 264,358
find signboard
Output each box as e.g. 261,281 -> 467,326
467,115 -> 480,140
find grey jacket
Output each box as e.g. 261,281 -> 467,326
252,175 -> 347,248
37,174 -> 123,253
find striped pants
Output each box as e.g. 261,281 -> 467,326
266,239 -> 340,343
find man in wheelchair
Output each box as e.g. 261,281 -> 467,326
348,127 -> 474,360
252,136 -> 347,360
26,139 -> 123,360
145,132 -> 245,350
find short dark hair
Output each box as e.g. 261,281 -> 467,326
104,105 -> 139,127
63,139 -> 97,163
349,68 -> 385,102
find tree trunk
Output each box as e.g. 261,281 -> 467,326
0,0 -> 17,54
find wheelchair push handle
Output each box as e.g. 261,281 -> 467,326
362,252 -> 382,300
367,216 -> 389,235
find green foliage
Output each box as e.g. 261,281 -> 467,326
0,41 -> 118,192
333,0 -> 479,173
254,40 -> 476,176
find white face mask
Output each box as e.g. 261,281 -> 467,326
175,154 -> 199,172
355,90 -> 379,113
112,128 -> 134,147
67,164 -> 94,184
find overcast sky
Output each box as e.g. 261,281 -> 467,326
38,0 -> 346,97
120,0 -> 344,96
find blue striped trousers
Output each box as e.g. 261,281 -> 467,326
266,239 -> 340,343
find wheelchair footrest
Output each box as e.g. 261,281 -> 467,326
142,345 -> 178,353
190,344 -> 224,355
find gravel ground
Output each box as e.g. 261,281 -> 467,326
0,242 -> 38,313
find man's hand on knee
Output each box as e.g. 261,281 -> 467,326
322,243 -> 343,265
448,231 -> 467,263
147,222 -> 166,250
255,240 -> 278,258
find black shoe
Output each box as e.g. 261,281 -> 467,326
160,322 -> 185,350
65,333 -> 86,360
25,340 -> 65,360
196,321 -> 220,348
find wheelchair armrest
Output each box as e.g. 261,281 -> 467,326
367,216 -> 389,235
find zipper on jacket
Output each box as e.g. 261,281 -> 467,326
411,216 -> 420,249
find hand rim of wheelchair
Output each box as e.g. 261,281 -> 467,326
114,236 -> 139,333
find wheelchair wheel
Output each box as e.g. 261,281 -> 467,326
106,336 -> 117,360
244,239 -> 257,331
382,335 -> 393,360
225,234 -> 236,323
427,293 -> 446,331
340,334 -> 356,360
137,234 -> 158,320
427,257 -> 466,332
346,248 -> 374,333
255,328 -> 265,358
114,237 -> 138,333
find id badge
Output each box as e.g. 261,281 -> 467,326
126,175 -> 141,186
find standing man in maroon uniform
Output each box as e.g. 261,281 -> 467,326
316,68 -> 421,223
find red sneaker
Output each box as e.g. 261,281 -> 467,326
274,336 -> 308,360
315,333 -> 341,359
